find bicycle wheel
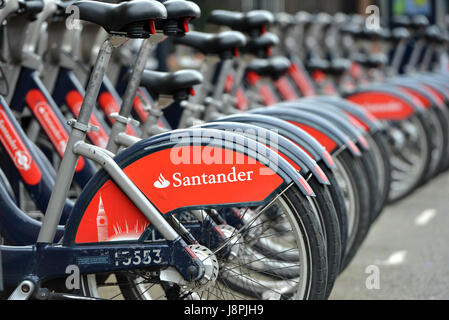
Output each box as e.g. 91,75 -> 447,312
321,164 -> 348,262
333,150 -> 371,271
79,184 -> 329,300
364,131 -> 392,221
428,105 -> 449,176
421,107 -> 446,182
387,112 -> 432,202
307,177 -> 341,298
357,145 -> 378,223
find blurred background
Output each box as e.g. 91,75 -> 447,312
191,0 -> 449,30
154,0 -> 449,71
156,0 -> 449,71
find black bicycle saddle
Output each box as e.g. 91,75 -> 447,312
72,0 -> 167,38
296,11 -> 312,25
354,53 -> 387,69
140,69 -> 203,101
411,15 -> 430,29
11,0 -> 44,20
392,15 -> 411,28
275,12 -> 296,28
208,10 -> 274,36
390,27 -> 410,41
244,32 -> 279,58
314,12 -> 332,27
327,58 -> 351,76
361,27 -> 391,40
424,25 -> 441,42
340,24 -> 362,37
175,31 -> 247,59
306,57 -> 330,73
246,56 -> 290,80
157,0 -> 201,36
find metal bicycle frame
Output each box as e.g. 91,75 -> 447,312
0,0 -> 207,293
37,36 -> 181,244
94,37 -> 231,233
9,67 -> 97,188
0,96 -> 73,231
0,35 -> 207,295
3,10 -> 97,189
0,33 -> 232,291
107,37 -> 154,153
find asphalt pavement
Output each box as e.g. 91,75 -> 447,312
330,170 -> 449,300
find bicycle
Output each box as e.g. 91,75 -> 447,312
0,0 -> 330,300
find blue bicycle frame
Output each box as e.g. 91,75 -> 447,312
9,67 -> 97,188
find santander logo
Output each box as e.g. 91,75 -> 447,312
364,101 -> 403,113
26,90 -> 69,157
0,107 -> 42,185
153,174 -> 170,189
153,167 -> 254,190
14,150 -> 32,171
0,111 -> 32,171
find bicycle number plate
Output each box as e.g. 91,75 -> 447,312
114,249 -> 163,267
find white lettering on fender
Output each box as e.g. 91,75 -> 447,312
172,172 -> 182,188
155,166 -> 254,189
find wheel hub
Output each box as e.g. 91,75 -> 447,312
181,245 -> 219,292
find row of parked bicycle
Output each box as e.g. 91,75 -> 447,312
0,0 -> 447,300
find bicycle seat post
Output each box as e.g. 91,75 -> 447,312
389,28 -> 410,76
106,37 -> 153,154
37,35 -> 121,243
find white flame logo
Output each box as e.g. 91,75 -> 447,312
153,174 -> 170,189
14,150 -> 31,171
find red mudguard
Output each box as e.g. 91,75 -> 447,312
74,146 -> 285,244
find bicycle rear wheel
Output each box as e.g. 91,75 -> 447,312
79,184 -> 329,300
333,150 -> 371,271
387,113 -> 432,202
364,131 -> 392,221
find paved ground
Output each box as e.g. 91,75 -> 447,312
330,171 -> 449,300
